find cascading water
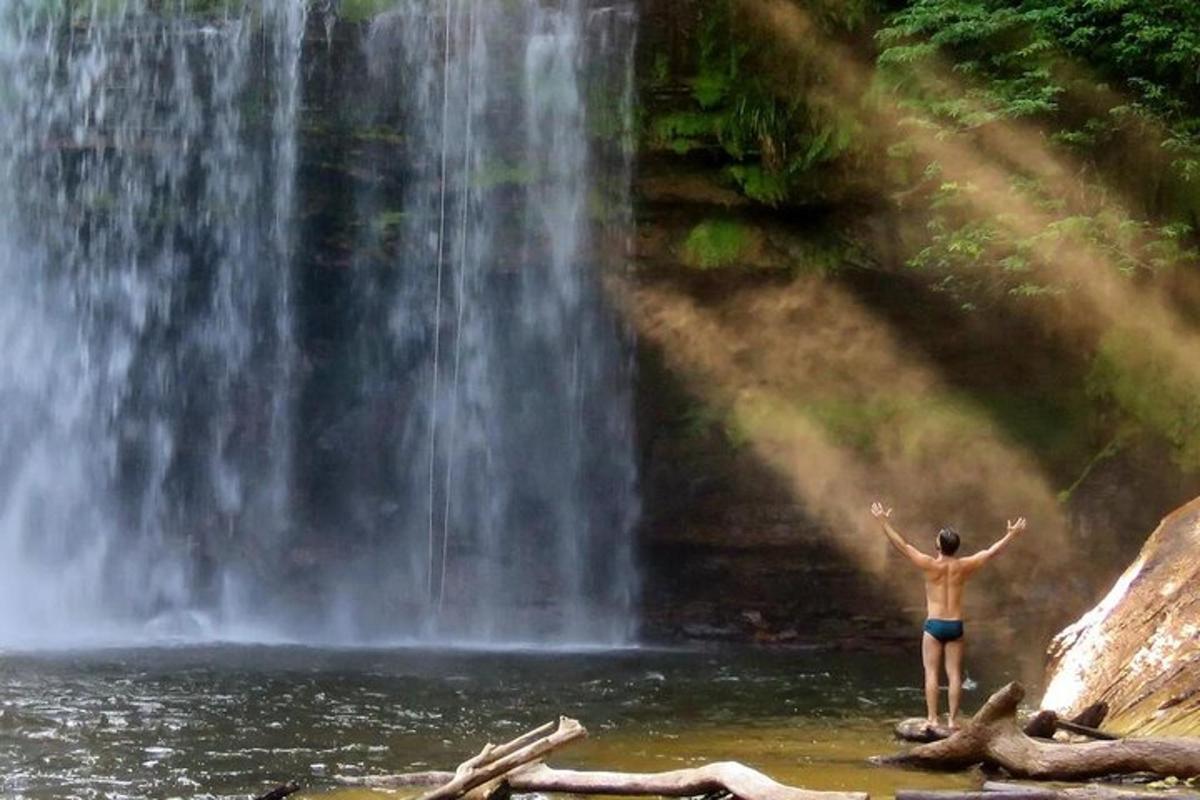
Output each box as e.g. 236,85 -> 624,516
347,0 -> 640,644
0,0 -> 307,643
0,0 -> 639,646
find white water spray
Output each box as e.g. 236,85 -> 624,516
0,0 -> 638,647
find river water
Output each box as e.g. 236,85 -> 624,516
0,645 -> 1021,799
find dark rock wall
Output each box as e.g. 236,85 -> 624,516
624,0 -> 1200,647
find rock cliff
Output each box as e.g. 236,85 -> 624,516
1042,497 -> 1200,735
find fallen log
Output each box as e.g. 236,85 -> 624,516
878,683 -> 1200,780
901,703 -> 1115,745
506,762 -> 867,800
350,762 -> 867,800
984,781 -> 1200,800
417,717 -> 586,800
361,771 -> 453,786
348,718 -> 865,800
896,786 -> 1200,800
1026,702 -> 1113,741
897,790 -> 1061,800
1022,711 -> 1060,740
895,719 -> 955,743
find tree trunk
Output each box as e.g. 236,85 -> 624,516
880,683 -> 1200,780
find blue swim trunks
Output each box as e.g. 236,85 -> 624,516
924,618 -> 964,643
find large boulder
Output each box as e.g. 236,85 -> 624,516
1042,497 -> 1200,735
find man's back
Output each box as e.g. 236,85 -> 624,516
922,558 -> 972,620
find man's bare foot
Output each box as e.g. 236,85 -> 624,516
946,717 -> 961,731
924,717 -> 939,730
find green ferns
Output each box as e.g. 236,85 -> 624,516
876,0 -> 1200,305
647,0 -> 863,206
907,176 -> 1198,304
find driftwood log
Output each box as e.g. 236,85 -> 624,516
896,782 -> 1200,800
349,718 -> 867,800
1022,711 -> 1118,742
357,762 -> 868,800
880,683 -> 1200,780
505,763 -> 866,800
894,719 -> 955,743
897,702 -> 1116,744
417,718 -> 587,800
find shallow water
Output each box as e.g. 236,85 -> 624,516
0,645 -> 1019,799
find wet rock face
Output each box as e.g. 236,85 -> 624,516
1042,497 -> 1200,735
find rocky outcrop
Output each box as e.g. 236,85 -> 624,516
1042,497 -> 1200,735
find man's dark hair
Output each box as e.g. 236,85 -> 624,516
937,526 -> 961,556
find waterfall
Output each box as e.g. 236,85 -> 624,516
0,0 -> 639,647
0,0 -> 307,643
350,0 -> 640,644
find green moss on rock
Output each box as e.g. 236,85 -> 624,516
682,219 -> 752,269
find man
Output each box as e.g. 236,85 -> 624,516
870,501 -> 1027,729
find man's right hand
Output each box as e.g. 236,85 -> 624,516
871,502 -> 892,520
1007,517 -> 1027,535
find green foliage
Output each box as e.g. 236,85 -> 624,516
1087,330 -> 1200,470
644,0 -> 866,205
876,0 -> 1200,172
875,0 -> 1200,306
682,219 -> 752,269
651,111 -> 723,155
878,0 -> 1200,119
907,176 -> 1199,305
726,165 -> 789,206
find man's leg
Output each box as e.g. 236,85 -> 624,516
922,632 -> 943,725
945,638 -> 965,728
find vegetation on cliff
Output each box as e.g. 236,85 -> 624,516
639,0 -> 1200,486
634,0 -> 1200,640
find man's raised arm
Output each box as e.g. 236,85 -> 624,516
870,502 -> 934,568
963,517 -> 1027,571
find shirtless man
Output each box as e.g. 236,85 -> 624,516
870,502 -> 1027,729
